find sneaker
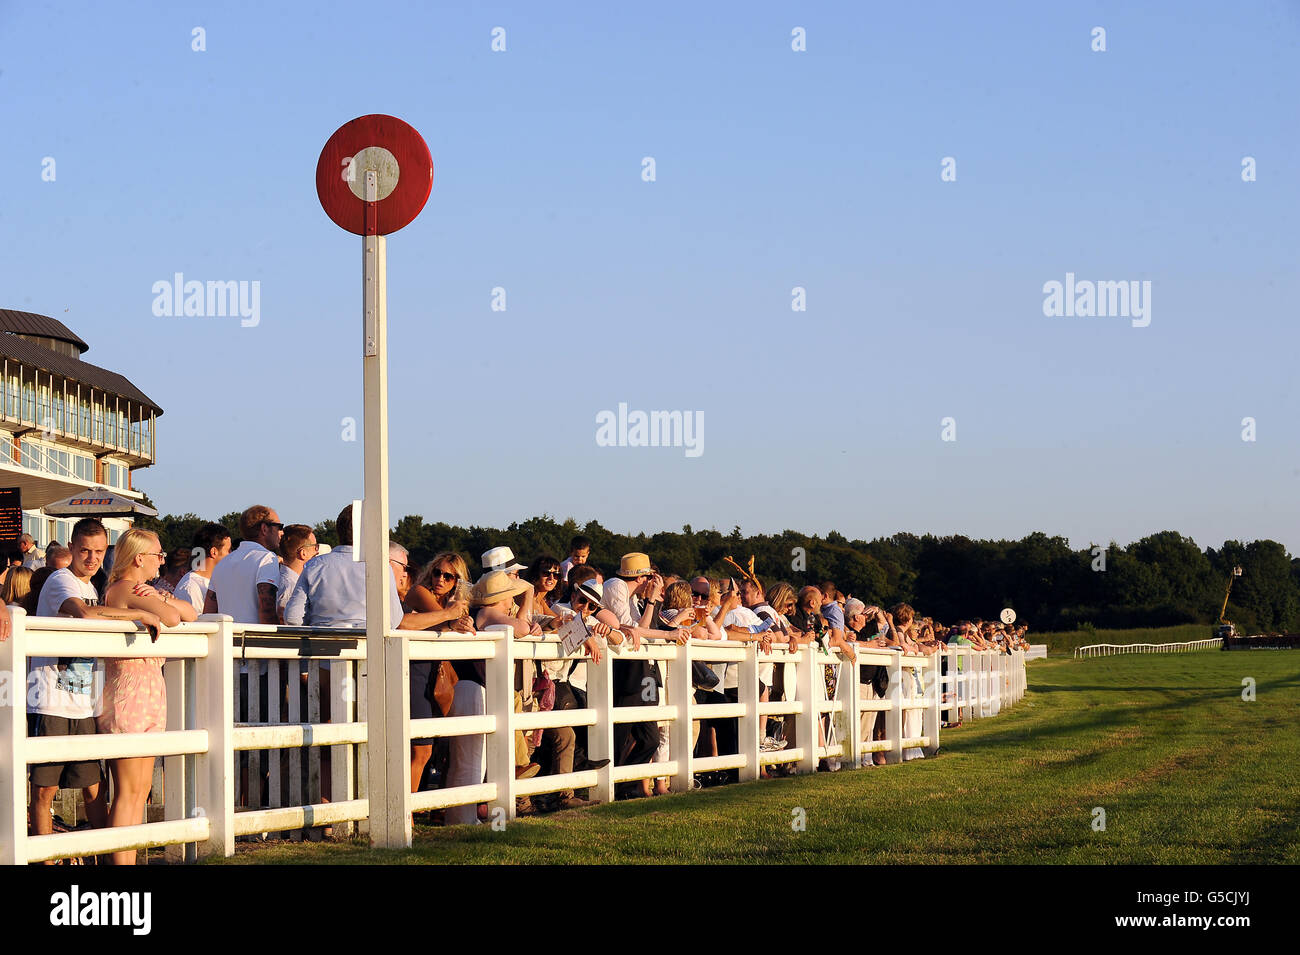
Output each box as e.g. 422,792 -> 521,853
760,736 -> 788,753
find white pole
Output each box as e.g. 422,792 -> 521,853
0,607 -> 28,866
361,169 -> 408,848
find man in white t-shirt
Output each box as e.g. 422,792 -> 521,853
172,522 -> 232,613
27,517 -> 164,847
204,505 -> 284,624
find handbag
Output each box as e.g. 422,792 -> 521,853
426,661 -> 458,717
530,671 -> 556,747
692,661 -> 720,691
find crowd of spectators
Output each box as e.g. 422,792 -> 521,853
10,514 -> 1032,844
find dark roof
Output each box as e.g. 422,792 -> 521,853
0,324 -> 163,416
0,309 -> 89,353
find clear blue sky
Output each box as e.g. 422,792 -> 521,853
3,1 -> 1297,553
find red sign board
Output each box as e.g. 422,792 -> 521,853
315,115 -> 433,236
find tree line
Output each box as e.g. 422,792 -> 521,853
134,501 -> 1300,634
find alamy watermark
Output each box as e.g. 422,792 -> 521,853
1042,272 -> 1150,328
152,273 -> 260,327
595,402 -> 703,458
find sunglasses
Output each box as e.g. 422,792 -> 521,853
571,594 -> 593,609
541,569 -> 560,578
691,593 -> 709,602
261,521 -> 284,531
434,570 -> 458,583
390,559 -> 408,571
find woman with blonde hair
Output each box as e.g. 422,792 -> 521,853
403,551 -> 474,792
100,528 -> 196,864
1,565 -> 32,606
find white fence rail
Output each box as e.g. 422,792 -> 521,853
1,608 -> 1028,864
1073,638 -> 1222,658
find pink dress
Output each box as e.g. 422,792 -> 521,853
98,658 -> 166,734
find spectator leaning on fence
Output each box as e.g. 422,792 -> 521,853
173,522 -> 232,615
602,553 -> 687,798
274,524 -> 316,622
404,551 -> 473,793
205,505 -> 283,624
100,528 -> 197,865
283,504 -> 403,628
27,518 -> 161,852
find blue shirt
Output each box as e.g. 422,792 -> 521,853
821,601 -> 846,632
283,545 -> 403,628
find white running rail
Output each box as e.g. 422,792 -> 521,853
0,608 -> 1028,864
1073,638 -> 1222,658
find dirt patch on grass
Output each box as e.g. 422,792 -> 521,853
1082,745 -> 1217,800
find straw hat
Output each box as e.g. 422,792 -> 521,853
470,570 -> 530,607
618,552 -> 652,578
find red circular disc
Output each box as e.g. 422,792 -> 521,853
315,114 -> 433,235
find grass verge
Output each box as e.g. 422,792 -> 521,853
211,651 -> 1300,865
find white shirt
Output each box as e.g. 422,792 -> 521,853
276,564 -> 300,620
173,571 -> 211,614
714,606 -> 763,690
29,569 -> 104,718
601,578 -> 639,627
207,541 -> 279,623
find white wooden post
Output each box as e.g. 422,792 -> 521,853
668,641 -> 694,795
0,606 -> 28,866
286,660 -> 302,841
265,659 -> 283,837
485,627 -> 515,822
796,643 -> 819,774
586,635 -> 616,804
163,657 -> 190,863
306,662 -> 323,839
885,652 -> 904,764
355,662 -> 369,838
196,614 -> 235,859
923,655 -> 941,756
738,642 -> 760,782
842,653 -> 861,769
361,164 -> 404,848
381,633 -> 411,843
247,658 -> 262,810
329,660 -> 356,838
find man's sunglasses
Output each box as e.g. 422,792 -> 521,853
261,521 -> 284,531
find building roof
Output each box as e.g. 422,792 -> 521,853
0,309 -> 90,353
0,312 -> 163,415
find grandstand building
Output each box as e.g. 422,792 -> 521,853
0,309 -> 162,545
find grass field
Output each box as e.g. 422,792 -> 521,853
1033,623 -> 1213,655
212,650 -> 1300,865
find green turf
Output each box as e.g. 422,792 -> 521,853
1034,623 -> 1214,655
211,652 -> 1300,865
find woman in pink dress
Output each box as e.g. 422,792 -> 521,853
100,528 -> 196,864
